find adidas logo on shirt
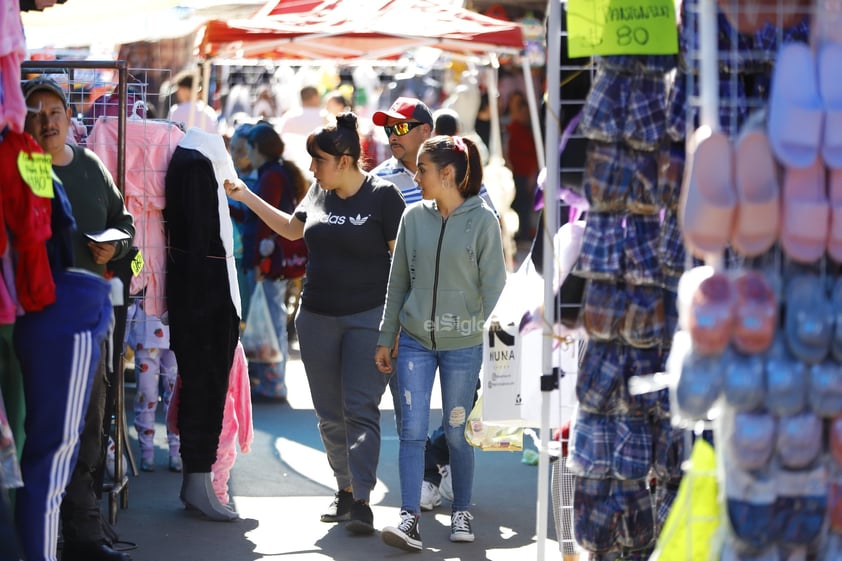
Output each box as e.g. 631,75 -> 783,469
319,213 -> 370,225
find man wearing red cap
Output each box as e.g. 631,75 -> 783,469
371,97 -> 435,204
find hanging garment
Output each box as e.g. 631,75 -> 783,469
87,116 -> 185,316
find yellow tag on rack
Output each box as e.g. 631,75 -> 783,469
566,0 -> 679,57
131,250 -> 144,277
17,152 -> 54,198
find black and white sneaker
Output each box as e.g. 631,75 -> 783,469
346,500 -> 375,535
382,510 -> 422,552
450,510 -> 475,542
320,490 -> 353,523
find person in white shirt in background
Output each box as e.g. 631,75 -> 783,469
167,73 -> 220,134
278,86 -> 325,136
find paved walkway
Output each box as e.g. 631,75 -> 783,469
106,339 -> 562,561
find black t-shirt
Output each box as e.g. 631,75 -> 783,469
294,173 -> 405,316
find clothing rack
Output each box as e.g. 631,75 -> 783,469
21,59 -> 132,525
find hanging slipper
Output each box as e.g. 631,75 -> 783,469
809,359 -> 842,418
776,412 -> 822,470
779,157 -> 829,264
732,114 -> 780,257
832,276 -> 842,362
767,41 -> 823,169
731,270 -> 777,354
724,351 -> 766,412
828,166 -> 842,262
820,42 -> 842,169
688,272 -> 735,356
679,126 -> 736,260
766,334 -> 809,417
784,274 -> 831,363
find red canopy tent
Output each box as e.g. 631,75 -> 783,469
195,0 -> 525,61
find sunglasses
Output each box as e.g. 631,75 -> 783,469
384,121 -> 424,137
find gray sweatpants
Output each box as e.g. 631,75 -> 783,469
295,305 -> 392,502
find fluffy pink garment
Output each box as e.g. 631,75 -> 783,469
212,341 -> 253,504
166,341 -> 253,505
0,0 -> 27,133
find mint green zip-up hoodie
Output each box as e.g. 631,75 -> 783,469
377,195 -> 507,351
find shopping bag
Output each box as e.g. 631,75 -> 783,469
241,282 -> 282,363
465,394 -> 523,452
481,258 -> 579,428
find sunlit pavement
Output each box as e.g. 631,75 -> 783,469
112,241 -> 561,560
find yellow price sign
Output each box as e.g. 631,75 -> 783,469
131,250 -> 144,277
566,0 -> 678,58
17,151 -> 54,199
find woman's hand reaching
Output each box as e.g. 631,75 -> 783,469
224,178 -> 249,201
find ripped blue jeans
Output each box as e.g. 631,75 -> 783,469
395,331 -> 482,513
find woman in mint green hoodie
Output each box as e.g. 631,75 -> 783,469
375,135 -> 507,552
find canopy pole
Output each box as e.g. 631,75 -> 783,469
522,54 -> 546,169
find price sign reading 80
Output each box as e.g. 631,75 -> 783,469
566,0 -> 677,57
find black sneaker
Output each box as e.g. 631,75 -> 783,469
346,500 -> 375,535
320,490 -> 353,523
382,510 -> 422,552
450,510 -> 475,542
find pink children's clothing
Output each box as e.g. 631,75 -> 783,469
167,341 -> 253,504
87,116 -> 185,317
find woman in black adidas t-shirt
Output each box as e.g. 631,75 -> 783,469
225,112 -> 405,535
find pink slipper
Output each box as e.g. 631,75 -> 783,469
688,272 -> 735,356
680,126 -> 735,260
768,42 -> 823,169
732,270 -> 777,354
780,157 -> 829,263
732,120 -> 780,257
821,43 -> 842,169
829,168 -> 842,262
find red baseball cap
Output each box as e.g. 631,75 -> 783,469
372,97 -> 433,126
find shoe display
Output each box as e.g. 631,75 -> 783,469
346,500 -> 375,535
438,464 -> 453,502
61,540 -> 133,561
382,510 -> 423,552
450,510 -> 475,543
320,489 -> 353,523
419,480 -> 441,511
168,456 -> 183,473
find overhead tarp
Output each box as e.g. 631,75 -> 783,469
196,0 -> 525,61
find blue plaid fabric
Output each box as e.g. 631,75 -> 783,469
612,415 -> 652,480
569,411 -> 615,478
651,418 -> 684,481
598,55 -> 677,74
582,141 -> 630,212
580,67 -> 630,144
623,73 -> 667,151
659,143 -> 685,211
654,481 -> 679,540
583,280 -> 626,341
623,215 -> 662,287
578,341 -> 625,414
659,208 -> 687,279
621,285 -> 665,349
772,494 -> 827,546
576,213 -> 624,280
614,478 -> 655,551
663,288 -> 680,350
728,497 -> 775,551
573,476 -> 619,553
627,149 -> 662,215
624,347 -> 665,416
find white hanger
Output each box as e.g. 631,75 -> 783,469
130,100 -> 145,121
